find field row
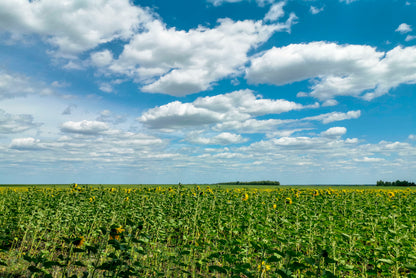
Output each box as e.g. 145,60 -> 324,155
1,185 -> 416,277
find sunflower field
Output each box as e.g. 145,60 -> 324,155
1,185 -> 416,277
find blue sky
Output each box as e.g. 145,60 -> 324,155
0,0 -> 415,184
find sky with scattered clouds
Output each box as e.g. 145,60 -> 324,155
0,0 -> 415,184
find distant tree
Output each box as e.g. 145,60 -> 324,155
376,180 -> 416,186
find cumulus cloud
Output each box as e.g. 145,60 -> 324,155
0,0 -> 152,57
213,118 -> 287,133
107,16 -> 295,96
139,90 -> 309,130
396,23 -> 412,34
186,132 -> 248,145
0,109 -> 42,133
139,101 -> 224,130
303,110 -> 361,124
10,137 -> 42,150
321,127 -> 347,137
90,50 -> 114,67
61,120 -> 109,135
246,42 -> 416,101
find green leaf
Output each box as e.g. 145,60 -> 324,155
209,265 -> 228,274
290,261 -> 308,270
99,227 -> 107,235
342,264 -> 355,270
405,264 -> 416,272
23,255 -> 36,263
74,261 -> 86,267
276,269 -> 291,278
378,258 -> 394,265
207,252 -> 222,259
267,255 -> 281,263
305,257 -> 316,266
322,270 -> 338,278
43,261 -> 61,268
28,265 -> 41,273
324,257 -> 337,264
180,250 -> 190,255
86,245 -> 98,254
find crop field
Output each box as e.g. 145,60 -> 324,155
1,185 -> 416,277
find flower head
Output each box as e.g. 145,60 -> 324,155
258,261 -> 271,272
242,193 -> 249,201
110,226 -> 125,240
73,236 -> 85,247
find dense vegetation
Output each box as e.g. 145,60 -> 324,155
1,185 -> 416,277
376,180 -> 416,187
216,181 -> 280,186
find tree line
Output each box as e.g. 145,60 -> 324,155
376,180 -> 416,187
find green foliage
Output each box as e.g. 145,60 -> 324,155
376,180 -> 416,186
0,185 -> 415,277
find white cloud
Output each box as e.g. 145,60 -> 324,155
10,137 -> 42,150
0,109 -> 42,133
61,120 -> 109,135
96,110 -> 126,124
213,118 -> 286,133
264,2 -> 286,22
0,0 -> 152,57
246,42 -> 416,101
265,128 -> 310,138
186,132 -> 248,145
193,89 -> 307,115
51,81 -> 70,88
139,101 -> 224,130
322,99 -> 338,106
405,35 -> 416,42
0,70 -> 53,100
208,0 -> 274,6
108,17 -> 295,96
303,110 -> 361,124
90,50 -> 114,67
310,6 -> 324,14
208,0 -> 243,6
339,0 -> 357,4
139,90 -> 309,130
409,134 -> 416,140
99,83 -> 114,93
396,23 -> 412,34
354,157 -> 385,162
321,127 -> 347,137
